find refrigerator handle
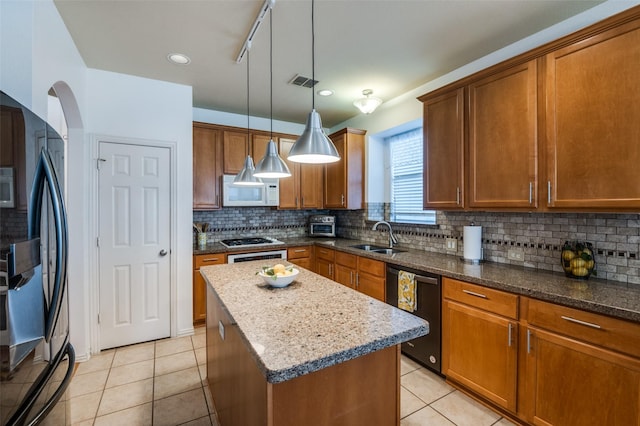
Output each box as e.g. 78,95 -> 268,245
28,149 -> 68,343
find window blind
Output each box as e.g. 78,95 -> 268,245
388,128 -> 436,225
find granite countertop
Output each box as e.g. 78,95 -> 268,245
195,237 -> 640,323
200,260 -> 429,384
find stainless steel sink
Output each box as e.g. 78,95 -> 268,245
349,244 -> 389,251
349,244 -> 406,255
371,248 -> 406,255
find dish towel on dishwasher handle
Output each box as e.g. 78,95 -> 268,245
398,270 -> 416,312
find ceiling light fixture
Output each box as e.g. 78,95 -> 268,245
288,0 -> 340,164
167,53 -> 191,65
317,89 -> 334,97
353,89 -> 383,114
234,49 -> 264,186
254,7 -> 291,179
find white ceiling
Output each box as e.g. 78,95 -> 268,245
54,0 -> 604,128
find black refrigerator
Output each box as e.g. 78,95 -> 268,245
0,91 -> 74,425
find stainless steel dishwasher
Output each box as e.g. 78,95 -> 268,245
386,265 -> 441,374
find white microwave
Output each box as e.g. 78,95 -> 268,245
222,174 -> 279,207
0,167 -> 15,208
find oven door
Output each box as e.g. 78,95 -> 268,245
227,250 -> 288,264
310,222 -> 335,237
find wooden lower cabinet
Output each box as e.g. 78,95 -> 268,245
521,297 -> 640,426
193,253 -> 225,326
287,246 -> 313,270
442,278 -> 518,412
335,251 -> 357,289
314,247 -> 334,279
356,257 -> 385,302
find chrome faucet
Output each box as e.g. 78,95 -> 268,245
372,221 -> 398,248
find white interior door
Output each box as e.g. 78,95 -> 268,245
98,141 -> 171,350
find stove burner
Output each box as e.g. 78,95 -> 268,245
220,237 -> 284,248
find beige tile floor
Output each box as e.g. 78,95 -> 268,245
49,328 -> 517,425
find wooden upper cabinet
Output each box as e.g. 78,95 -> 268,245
251,134 -> 271,166
278,138 -> 323,210
422,88 -> 465,209
545,19 -> 640,209
468,60 -> 538,209
193,122 -> 223,210
325,128 -> 365,209
223,130 -> 249,174
278,138 -> 299,209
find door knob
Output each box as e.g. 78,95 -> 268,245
159,249 -> 168,256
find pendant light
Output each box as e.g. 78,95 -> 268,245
353,89 -> 383,114
287,0 -> 340,164
254,8 -> 291,179
233,48 -> 264,186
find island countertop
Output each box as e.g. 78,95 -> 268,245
200,260 -> 429,384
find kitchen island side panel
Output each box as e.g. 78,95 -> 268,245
206,283 -> 401,425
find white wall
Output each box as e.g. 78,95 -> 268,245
1,0 -> 194,360
333,0 -> 640,204
193,107 -> 306,136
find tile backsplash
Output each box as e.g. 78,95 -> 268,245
193,205 -> 640,288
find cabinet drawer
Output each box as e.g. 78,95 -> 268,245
315,247 -> 335,262
443,277 -> 518,320
288,246 -> 312,260
357,257 -> 385,278
195,254 -> 226,269
335,251 -> 357,268
526,298 -> 640,359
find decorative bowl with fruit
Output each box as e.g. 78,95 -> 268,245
257,264 -> 299,288
561,241 -> 596,279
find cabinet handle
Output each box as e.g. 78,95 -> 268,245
329,264 -> 333,276
529,182 -> 533,205
341,194 -> 345,206
456,187 -> 460,205
527,329 -> 532,354
462,289 -> 487,299
407,342 -> 415,348
301,197 -> 305,206
203,258 -> 220,263
356,273 -> 360,289
350,271 -> 353,286
561,315 -> 601,329
547,181 -> 551,204
295,196 -> 299,207
294,249 -> 306,253
508,323 -> 513,347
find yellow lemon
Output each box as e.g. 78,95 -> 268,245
272,264 -> 286,274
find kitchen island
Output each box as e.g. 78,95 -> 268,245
200,260 -> 428,425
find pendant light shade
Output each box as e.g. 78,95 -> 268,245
254,8 -> 292,178
287,0 -> 340,165
233,49 -> 264,186
234,155 -> 264,186
353,89 -> 383,114
287,109 -> 340,163
254,139 -> 291,177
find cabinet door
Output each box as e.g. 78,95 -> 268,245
193,124 -> 223,210
423,88 -> 465,209
300,163 -> 323,209
545,20 -> 640,209
324,133 -> 347,208
334,264 -> 355,289
193,270 -> 207,325
524,327 -> 640,426
223,130 -> 249,174
278,138 -> 300,209
251,134 -> 271,165
468,61 -> 537,209
357,272 -> 385,302
442,300 -> 518,412
315,258 -> 333,280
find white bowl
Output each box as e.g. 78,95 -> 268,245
258,268 -> 299,288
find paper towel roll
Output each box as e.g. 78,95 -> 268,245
463,225 -> 483,261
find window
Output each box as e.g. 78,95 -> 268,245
387,128 -> 436,225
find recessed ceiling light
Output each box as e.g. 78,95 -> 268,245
317,89 -> 334,96
167,53 -> 191,65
